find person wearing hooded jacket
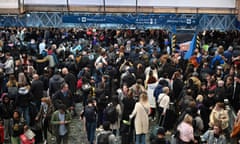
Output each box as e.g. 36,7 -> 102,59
49,70 -> 65,98
15,86 -> 32,126
0,94 -> 15,141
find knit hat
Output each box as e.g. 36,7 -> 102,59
157,127 -> 165,135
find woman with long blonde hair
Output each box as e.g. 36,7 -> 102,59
177,114 -> 197,144
130,91 -> 150,144
6,74 -> 18,101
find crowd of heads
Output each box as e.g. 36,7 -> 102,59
0,27 -> 239,143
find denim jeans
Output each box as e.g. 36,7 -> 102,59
56,133 -> 68,144
19,107 -> 30,125
3,119 -> 10,140
86,122 -> 96,144
135,134 -> 146,144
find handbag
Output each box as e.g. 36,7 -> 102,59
20,129 -> 35,144
20,134 -> 35,144
82,83 -> 91,92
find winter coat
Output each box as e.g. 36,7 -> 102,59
36,103 -> 54,122
64,73 -> 77,94
4,57 -> 14,75
53,90 -> 74,108
130,102 -> 150,135
15,87 -> 32,108
0,95 -> 15,119
201,130 -> 226,144
110,104 -> 122,130
50,110 -> 72,136
122,97 -> 136,121
10,119 -> 25,137
49,74 -> 64,97
30,79 -> 44,101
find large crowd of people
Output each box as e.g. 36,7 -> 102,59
0,27 -> 239,144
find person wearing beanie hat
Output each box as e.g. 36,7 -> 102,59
151,127 -> 170,144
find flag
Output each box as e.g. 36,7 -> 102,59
184,33 -> 200,60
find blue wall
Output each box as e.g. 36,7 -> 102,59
0,13 -> 237,31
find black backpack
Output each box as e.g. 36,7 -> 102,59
97,132 -> 111,144
104,104 -> 118,124
8,86 -> 18,100
84,106 -> 96,122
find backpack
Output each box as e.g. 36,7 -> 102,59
76,78 -> 83,89
51,78 -> 64,95
104,104 -> 118,124
97,132 -> 111,144
84,106 -> 96,123
8,86 -> 18,100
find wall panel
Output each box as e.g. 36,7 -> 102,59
24,0 -> 66,5
23,0 -> 236,8
0,0 -> 18,9
69,0 -> 102,6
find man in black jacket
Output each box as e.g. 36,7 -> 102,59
30,74 -> 44,111
49,69 -> 65,98
53,83 -> 75,113
62,67 -> 77,96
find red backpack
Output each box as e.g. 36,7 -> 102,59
77,78 -> 83,89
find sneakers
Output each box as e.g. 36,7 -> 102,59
152,118 -> 156,121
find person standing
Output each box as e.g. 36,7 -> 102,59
35,97 -> 54,143
49,70 -> 65,98
15,86 -> 32,126
30,74 -> 44,111
0,94 -> 15,142
201,124 -> 226,144
6,75 -> 18,102
10,110 -> 25,144
82,99 -> 97,144
62,67 -> 77,96
157,87 -> 170,127
50,104 -> 72,144
4,52 -> 14,76
53,83 -> 75,113
177,114 -> 197,144
231,110 -> 240,143
209,102 -> 229,131
39,39 -> 47,56
108,96 -> 122,136
130,92 -> 150,144
121,89 -> 136,144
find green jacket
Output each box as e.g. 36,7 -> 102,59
50,110 -> 72,136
